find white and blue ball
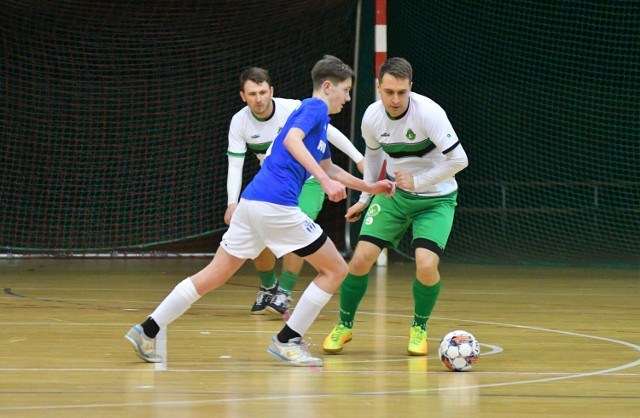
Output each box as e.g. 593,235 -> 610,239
438,330 -> 480,372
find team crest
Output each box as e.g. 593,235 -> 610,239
365,204 -> 381,226
406,129 -> 416,140
367,203 -> 382,216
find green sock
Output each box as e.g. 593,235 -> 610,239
338,273 -> 369,329
279,270 -> 298,293
257,269 -> 277,289
412,278 -> 441,330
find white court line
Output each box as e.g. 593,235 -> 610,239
155,327 -> 167,371
2,355 -> 640,413
0,314 -> 638,412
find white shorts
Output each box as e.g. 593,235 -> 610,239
220,199 -> 324,259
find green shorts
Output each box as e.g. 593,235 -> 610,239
298,178 -> 325,220
359,189 -> 458,255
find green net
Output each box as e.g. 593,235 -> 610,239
2,1 -> 638,266
0,0 -> 357,253
382,2 -> 639,265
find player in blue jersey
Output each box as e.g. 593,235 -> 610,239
125,55 -> 395,367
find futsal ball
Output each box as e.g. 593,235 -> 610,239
438,330 -> 480,372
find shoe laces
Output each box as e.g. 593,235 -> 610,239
331,324 -> 350,342
255,289 -> 271,304
411,327 -> 426,345
293,337 -> 315,355
272,290 -> 291,306
140,334 -> 156,352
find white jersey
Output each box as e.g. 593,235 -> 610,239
360,92 -> 464,199
226,97 -> 364,205
228,97 -> 300,164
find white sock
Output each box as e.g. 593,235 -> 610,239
286,281 -> 332,336
150,278 -> 201,329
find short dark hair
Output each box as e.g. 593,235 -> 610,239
239,67 -> 271,91
378,57 -> 412,83
311,55 -> 354,90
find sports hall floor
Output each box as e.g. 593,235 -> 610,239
0,257 -> 638,417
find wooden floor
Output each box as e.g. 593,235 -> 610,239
0,258 -> 638,417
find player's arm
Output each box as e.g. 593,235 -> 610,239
357,119 -> 386,204
225,118 -> 247,224
396,144 -> 468,192
395,111 -> 468,192
321,159 -> 394,197
283,127 -> 346,202
224,154 -> 245,224
325,124 -> 365,173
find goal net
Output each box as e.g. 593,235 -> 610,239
382,2 -> 639,265
0,0 -> 357,254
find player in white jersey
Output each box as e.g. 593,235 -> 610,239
323,57 -> 469,356
225,67 -> 364,317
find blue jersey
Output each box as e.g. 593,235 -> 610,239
242,98 -> 332,206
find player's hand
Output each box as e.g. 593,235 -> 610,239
223,203 -> 237,225
394,171 -> 415,191
345,201 -> 367,222
320,178 -> 347,202
368,179 -> 396,198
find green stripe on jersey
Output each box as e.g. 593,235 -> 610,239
247,142 -> 272,153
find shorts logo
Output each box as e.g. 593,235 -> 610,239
303,219 -> 317,233
365,203 -> 381,225
367,204 -> 381,217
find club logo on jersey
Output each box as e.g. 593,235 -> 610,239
317,140 -> 327,153
406,129 -> 416,140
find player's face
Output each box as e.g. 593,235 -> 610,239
325,78 -> 352,115
377,74 -> 412,118
240,81 -> 274,119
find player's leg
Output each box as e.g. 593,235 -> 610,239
269,234 -> 347,366
126,247 -> 247,363
257,202 -> 337,366
267,178 -> 325,316
250,248 -> 278,314
125,199 -> 262,363
265,253 -> 302,315
408,248 -> 440,356
321,240 -> 379,353
408,191 -> 458,356
323,193 -> 410,353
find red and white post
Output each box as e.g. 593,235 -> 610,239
375,0 -> 389,266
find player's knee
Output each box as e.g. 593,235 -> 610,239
349,241 -> 382,273
348,251 -> 375,275
416,262 -> 439,285
332,257 -> 349,279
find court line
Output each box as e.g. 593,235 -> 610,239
2,355 -> 639,412
1,290 -> 639,411
0,317 -> 638,412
